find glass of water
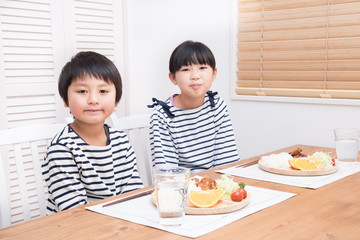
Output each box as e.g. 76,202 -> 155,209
334,128 -> 360,163
153,167 -> 190,226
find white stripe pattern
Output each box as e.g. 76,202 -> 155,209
150,92 -> 240,172
42,125 -> 143,214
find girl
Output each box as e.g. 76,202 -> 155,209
148,40 -> 240,172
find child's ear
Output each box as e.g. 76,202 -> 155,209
169,73 -> 177,85
63,100 -> 69,108
212,68 -> 218,81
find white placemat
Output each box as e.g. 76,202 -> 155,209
86,186 -> 295,238
217,162 -> 360,189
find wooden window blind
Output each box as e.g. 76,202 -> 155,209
236,0 -> 360,99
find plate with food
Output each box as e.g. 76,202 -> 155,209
258,148 -> 338,176
152,175 -> 250,215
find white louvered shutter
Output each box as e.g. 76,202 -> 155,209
62,0 -> 126,116
0,0 -> 126,129
0,0 -> 58,128
0,0 -> 125,227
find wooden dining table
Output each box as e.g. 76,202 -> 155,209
1,144 -> 359,240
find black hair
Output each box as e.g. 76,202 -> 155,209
169,40 -> 216,74
58,51 -> 122,105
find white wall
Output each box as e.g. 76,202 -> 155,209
125,0 -> 360,159
125,0 -> 232,114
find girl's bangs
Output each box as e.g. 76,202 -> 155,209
182,52 -> 211,67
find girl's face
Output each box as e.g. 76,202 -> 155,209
169,64 -> 217,100
65,76 -> 117,126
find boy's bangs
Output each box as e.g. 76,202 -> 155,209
76,66 -> 112,84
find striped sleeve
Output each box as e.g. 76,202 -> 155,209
42,126 -> 143,214
149,94 -> 240,172
150,108 -> 179,168
213,99 -> 240,167
112,132 -> 144,193
42,143 -> 87,212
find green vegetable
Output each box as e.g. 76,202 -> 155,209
238,182 -> 246,189
309,151 -> 333,168
217,175 -> 239,200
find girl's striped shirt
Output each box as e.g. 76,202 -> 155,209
149,91 -> 240,172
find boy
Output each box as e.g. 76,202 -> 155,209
42,51 -> 143,213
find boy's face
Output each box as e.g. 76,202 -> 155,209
65,76 -> 117,125
169,64 -> 217,100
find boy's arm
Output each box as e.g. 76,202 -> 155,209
213,100 -> 240,167
42,144 -> 88,212
118,138 -> 144,193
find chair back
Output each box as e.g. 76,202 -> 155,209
0,123 -> 65,228
108,114 -> 153,186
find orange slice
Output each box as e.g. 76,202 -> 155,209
289,158 -> 298,169
292,158 -> 319,170
188,189 -> 224,208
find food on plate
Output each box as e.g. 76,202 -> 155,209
188,175 -> 248,208
288,157 -> 298,169
260,152 -> 294,168
289,148 -> 307,158
289,158 -> 318,170
216,174 -> 242,201
231,190 -> 243,202
310,151 -> 336,168
188,188 -> 224,208
192,177 -> 217,190
289,151 -> 335,171
230,183 -> 247,202
237,182 -> 247,198
260,148 -> 336,171
259,148 -> 338,176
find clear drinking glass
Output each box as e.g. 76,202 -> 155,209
334,128 -> 360,163
153,167 -> 190,226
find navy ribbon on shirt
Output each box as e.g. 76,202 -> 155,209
207,91 -> 218,107
147,91 -> 218,119
147,98 -> 175,118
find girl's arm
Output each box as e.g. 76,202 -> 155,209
150,110 -> 178,167
213,99 -> 240,167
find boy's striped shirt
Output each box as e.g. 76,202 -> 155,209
42,125 -> 143,214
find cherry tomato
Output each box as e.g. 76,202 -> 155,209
237,188 -> 247,199
331,159 -> 336,166
231,190 -> 243,202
